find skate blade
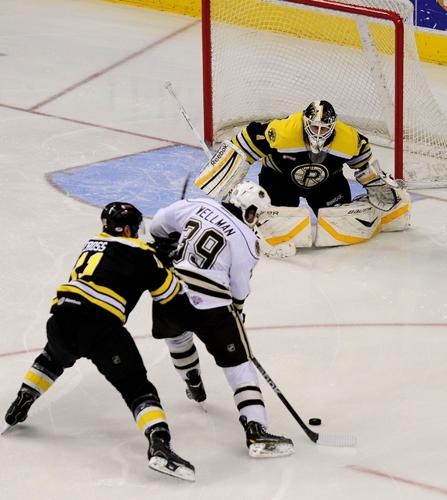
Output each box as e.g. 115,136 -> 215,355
197,401 -> 208,413
149,456 -> 195,482
186,393 -> 208,412
1,423 -> 13,435
248,442 -> 294,458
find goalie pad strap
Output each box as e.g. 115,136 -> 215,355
194,141 -> 249,199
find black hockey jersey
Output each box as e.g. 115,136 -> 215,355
51,232 -> 182,323
231,111 -> 372,190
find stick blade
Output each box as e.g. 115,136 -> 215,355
316,432 -> 357,447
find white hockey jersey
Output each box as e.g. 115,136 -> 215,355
150,198 -> 260,310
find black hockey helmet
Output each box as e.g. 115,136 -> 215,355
303,100 -> 337,153
101,202 -> 143,237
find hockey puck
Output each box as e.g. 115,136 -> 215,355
309,418 -> 322,426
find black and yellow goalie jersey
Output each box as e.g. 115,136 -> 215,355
231,111 -> 372,190
51,232 -> 182,323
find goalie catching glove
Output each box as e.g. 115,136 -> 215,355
355,159 -> 403,211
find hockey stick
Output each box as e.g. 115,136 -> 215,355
180,172 -> 191,200
164,81 -> 212,160
164,81 -> 210,200
163,81 -> 285,255
251,356 -> 357,447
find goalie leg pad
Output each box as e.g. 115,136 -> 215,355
256,206 -> 312,256
380,189 -> 411,232
194,140 -> 249,199
315,200 -> 381,247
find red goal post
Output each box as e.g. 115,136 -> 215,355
202,0 -> 447,188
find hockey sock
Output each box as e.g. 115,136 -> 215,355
165,332 -> 200,382
20,350 -> 64,398
132,394 -> 168,436
223,361 -> 268,427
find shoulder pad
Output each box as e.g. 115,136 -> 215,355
330,122 -> 363,157
265,112 -> 305,149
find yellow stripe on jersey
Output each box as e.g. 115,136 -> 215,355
78,279 -> 126,305
263,112 -> 368,163
57,284 -> 126,322
232,128 -> 263,163
158,282 -> 181,304
265,112 -> 305,149
150,271 -> 181,304
97,232 -> 154,251
263,155 -> 282,173
151,271 -> 174,296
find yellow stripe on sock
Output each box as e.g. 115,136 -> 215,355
25,371 -> 52,393
137,409 -> 167,432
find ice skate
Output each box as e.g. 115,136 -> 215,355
147,426 -> 195,482
240,416 -> 294,458
185,369 -> 207,404
4,388 -> 39,427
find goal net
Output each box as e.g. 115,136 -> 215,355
202,0 -> 447,188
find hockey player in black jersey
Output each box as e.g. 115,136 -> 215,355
4,202 -> 195,482
151,181 -> 294,459
196,100 -> 401,213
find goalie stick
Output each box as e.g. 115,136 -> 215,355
164,81 -> 210,201
251,356 -> 357,447
164,81 -> 212,160
163,81 -> 293,256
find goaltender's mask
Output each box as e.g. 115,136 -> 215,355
303,100 -> 337,154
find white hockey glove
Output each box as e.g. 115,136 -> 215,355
354,160 -> 401,211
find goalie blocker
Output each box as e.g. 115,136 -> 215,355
194,141 -> 249,199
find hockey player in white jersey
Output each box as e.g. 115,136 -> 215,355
150,181 -> 294,458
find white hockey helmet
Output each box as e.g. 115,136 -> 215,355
226,181 -> 271,227
303,100 -> 337,153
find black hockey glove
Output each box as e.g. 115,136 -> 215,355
151,232 -> 181,267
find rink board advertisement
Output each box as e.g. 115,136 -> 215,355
412,0 -> 447,30
103,0 -> 447,65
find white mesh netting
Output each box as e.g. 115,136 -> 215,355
206,0 -> 447,187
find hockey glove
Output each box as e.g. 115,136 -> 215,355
355,160 -> 401,212
364,178 -> 401,211
152,232 -> 181,267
